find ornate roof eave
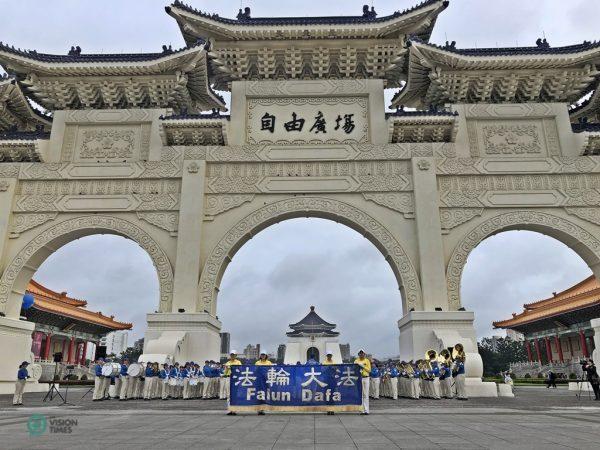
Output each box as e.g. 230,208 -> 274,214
570,85 -> 600,122
159,112 -> 229,145
0,77 -> 52,131
386,109 -> 458,143
166,1 -> 448,43
0,43 -> 226,112
286,331 -> 340,338
391,39 -> 600,109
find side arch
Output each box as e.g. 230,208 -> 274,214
446,210 -> 600,310
198,197 -> 421,314
0,215 -> 174,316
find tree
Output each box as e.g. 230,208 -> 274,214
118,345 -> 143,363
478,337 -> 527,377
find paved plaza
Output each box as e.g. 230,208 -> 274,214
0,386 -> 599,449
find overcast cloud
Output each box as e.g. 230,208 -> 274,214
2,0 -> 596,358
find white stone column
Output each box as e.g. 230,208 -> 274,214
410,157 -> 449,311
171,160 -> 206,313
591,318 -> 600,364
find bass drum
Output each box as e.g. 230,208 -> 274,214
101,362 -> 121,377
29,363 -> 43,381
127,363 -> 143,377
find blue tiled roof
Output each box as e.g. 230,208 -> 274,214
0,129 -> 50,140
0,40 -> 205,64
409,37 -> 600,57
168,0 -> 447,26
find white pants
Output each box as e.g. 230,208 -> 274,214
160,380 -> 169,399
411,378 -> 420,399
119,376 -> 129,399
440,377 -> 453,398
143,377 -> 154,399
219,377 -> 229,399
93,376 -> 103,400
455,374 -> 467,399
101,377 -> 110,399
370,377 -> 380,399
13,379 -> 26,405
390,377 -> 398,399
183,379 -> 191,399
361,377 -> 370,413
114,376 -> 122,398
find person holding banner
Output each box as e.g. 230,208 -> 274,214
222,351 -> 242,400
354,349 -> 371,415
322,352 -> 336,415
255,352 -> 273,415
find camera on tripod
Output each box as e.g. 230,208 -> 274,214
53,352 -> 63,363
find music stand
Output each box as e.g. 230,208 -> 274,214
42,363 -> 65,403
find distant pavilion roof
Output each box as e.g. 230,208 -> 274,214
493,276 -> 600,334
24,279 -> 132,335
286,306 -> 339,338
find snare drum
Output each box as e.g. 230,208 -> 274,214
101,362 -> 121,377
127,363 -> 143,377
189,378 -> 199,386
168,378 -> 178,387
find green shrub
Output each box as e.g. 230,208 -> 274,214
524,373 -> 531,378
568,373 -> 577,380
537,372 -> 544,378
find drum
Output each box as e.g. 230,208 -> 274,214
101,362 -> 121,377
127,363 -> 143,377
177,378 -> 184,387
189,378 -> 199,386
168,378 -> 178,387
29,363 -> 43,382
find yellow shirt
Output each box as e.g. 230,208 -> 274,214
354,357 -> 371,377
223,358 -> 241,376
255,359 -> 273,366
323,359 -> 335,365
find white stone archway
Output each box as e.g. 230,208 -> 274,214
446,211 -> 600,310
0,215 -> 174,318
198,196 -> 422,316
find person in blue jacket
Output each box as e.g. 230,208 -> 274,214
143,362 -> 155,400
117,359 -> 129,400
169,363 -> 180,399
13,361 -> 29,406
93,358 -> 105,401
370,364 -> 380,399
389,365 -> 399,399
158,363 -> 169,400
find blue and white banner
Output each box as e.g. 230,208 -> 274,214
229,364 -> 363,412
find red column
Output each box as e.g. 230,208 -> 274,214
580,331 -> 589,358
67,337 -> 75,363
81,342 -> 88,365
534,339 -> 542,364
42,333 -> 52,360
524,340 -> 533,362
545,337 -> 553,362
555,335 -> 564,363
75,343 -> 81,365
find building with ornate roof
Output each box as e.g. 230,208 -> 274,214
494,276 -> 599,377
24,280 -> 131,381
283,306 -> 342,364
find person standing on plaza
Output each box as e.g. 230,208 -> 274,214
92,358 -> 104,401
582,360 -> 599,400
255,352 -> 273,415
158,363 -> 169,400
322,352 -> 336,415
389,364 -> 399,400
453,343 -> 468,400
354,349 -> 371,415
117,358 -> 128,400
546,370 -> 557,389
143,361 -> 155,400
12,361 -> 29,406
221,351 -> 241,400
370,363 -> 380,399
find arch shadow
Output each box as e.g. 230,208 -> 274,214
198,197 -> 421,315
0,215 -> 174,317
446,211 -> 600,310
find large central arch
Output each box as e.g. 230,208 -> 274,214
0,215 -> 174,317
198,196 -> 421,315
446,211 -> 600,310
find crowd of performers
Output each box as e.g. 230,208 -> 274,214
91,358 -> 239,401
366,345 -> 468,402
88,344 -> 467,413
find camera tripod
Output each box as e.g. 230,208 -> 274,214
42,363 -> 65,403
575,372 -> 592,401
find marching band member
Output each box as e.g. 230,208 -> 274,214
438,349 -> 453,399
389,364 -> 399,400
117,359 -> 128,401
202,360 -> 213,399
92,358 -> 104,401
13,361 -> 30,406
181,363 -> 190,400
354,349 -> 371,415
134,362 -> 146,399
158,363 -> 169,400
410,360 -> 420,399
221,351 -> 241,400
143,362 -> 155,400
369,363 -> 380,399
453,343 -> 468,400
426,350 -> 441,400
193,363 -> 202,399
323,352 -> 336,415
255,352 -> 273,415
398,362 -> 408,398
169,363 -> 180,399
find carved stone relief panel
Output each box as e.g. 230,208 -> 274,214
62,124 -> 151,162
468,119 -> 548,157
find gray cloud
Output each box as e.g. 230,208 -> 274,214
3,1 -> 597,357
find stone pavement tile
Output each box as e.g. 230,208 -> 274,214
272,445 -> 316,450
314,433 -> 355,444
315,445 -> 358,450
356,444 -> 399,450
348,431 -> 395,444
276,435 -> 316,445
